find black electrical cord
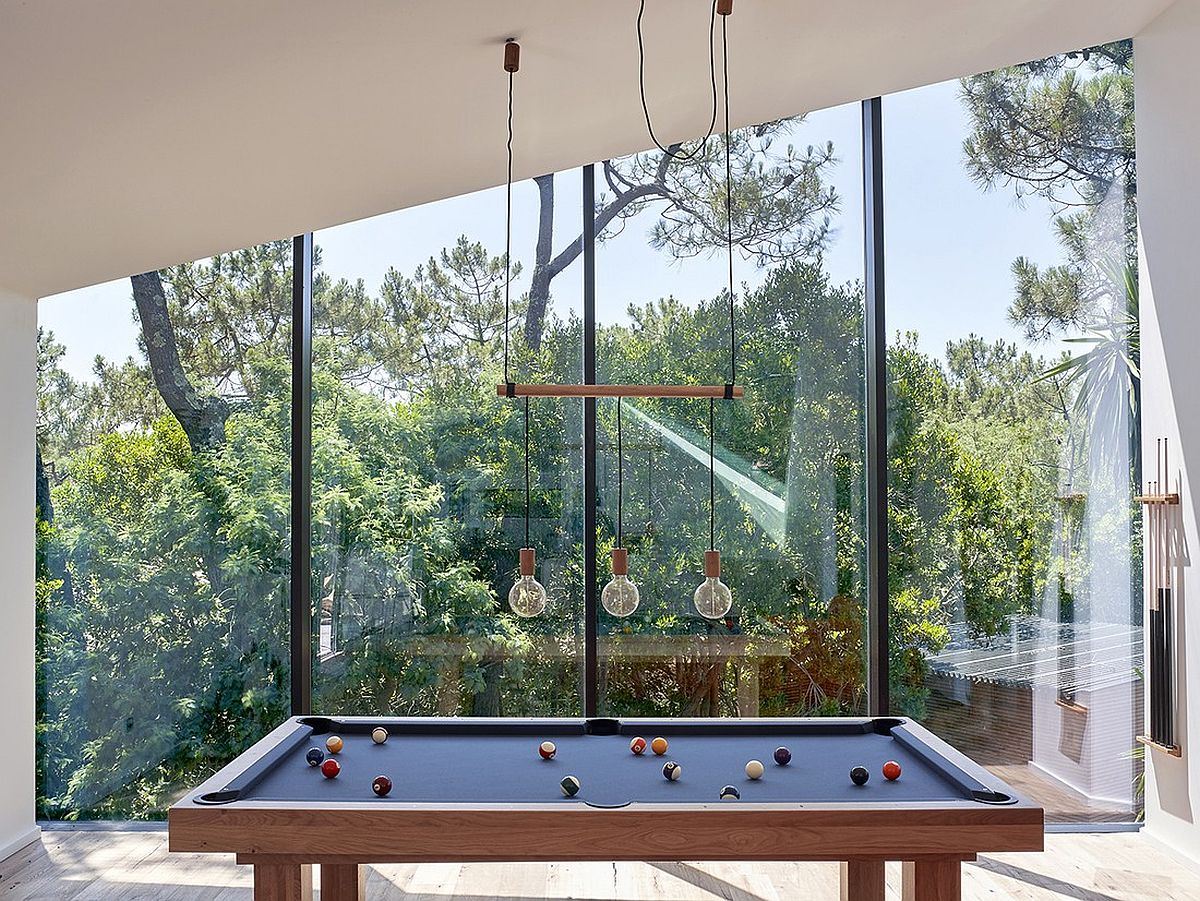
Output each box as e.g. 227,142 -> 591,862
523,395 -> 530,546
637,0 -> 719,161
503,68 -> 514,387
616,398 -> 624,548
722,12 -> 736,387
708,398 -> 715,550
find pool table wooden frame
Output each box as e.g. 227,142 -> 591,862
168,716 -> 1043,901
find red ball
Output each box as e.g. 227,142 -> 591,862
882,760 -> 901,781
539,740 -> 557,760
321,758 -> 341,779
629,736 -> 647,755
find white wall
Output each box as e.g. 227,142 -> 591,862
1136,0 -> 1200,863
0,289 -> 39,860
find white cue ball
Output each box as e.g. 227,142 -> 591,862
372,727 -> 389,744
745,759 -> 764,780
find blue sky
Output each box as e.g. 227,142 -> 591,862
40,79 -> 1068,382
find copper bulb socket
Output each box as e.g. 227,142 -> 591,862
611,547 -> 629,576
704,549 -> 722,578
519,547 -> 536,576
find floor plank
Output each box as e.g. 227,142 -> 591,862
2,829 -> 1199,900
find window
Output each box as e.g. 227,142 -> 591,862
34,45 -> 1140,826
37,245 -> 293,818
883,42 -> 1140,822
593,104 -> 868,717
309,171 -> 586,716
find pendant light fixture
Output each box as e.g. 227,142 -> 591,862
694,399 -> 732,619
691,0 -> 737,619
602,398 -> 640,617
499,41 -> 546,618
509,396 -> 548,617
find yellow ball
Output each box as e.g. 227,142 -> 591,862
326,735 -> 344,754
651,736 -> 669,756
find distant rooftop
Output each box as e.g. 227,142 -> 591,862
927,614 -> 1142,693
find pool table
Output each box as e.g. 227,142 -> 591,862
168,716 -> 1043,900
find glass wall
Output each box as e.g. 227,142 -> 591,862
36,244 -> 293,818
33,45 -> 1139,826
883,43 -> 1140,822
593,104 -> 868,717
309,171 -> 586,716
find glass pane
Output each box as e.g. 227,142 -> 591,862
593,104 -> 868,716
311,170 -> 585,715
36,244 -> 294,818
883,42 -> 1140,823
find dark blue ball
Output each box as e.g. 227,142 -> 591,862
306,747 -> 325,767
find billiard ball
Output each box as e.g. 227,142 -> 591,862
372,727 -> 388,744
882,760 -> 902,781
305,747 -> 325,767
745,759 -> 764,780
850,765 -> 869,786
662,761 -> 681,781
560,775 -> 581,797
371,775 -> 393,797
720,784 -> 740,800
651,737 -> 669,756
326,735 -> 344,754
321,758 -> 341,779
629,736 -> 647,755
539,740 -> 557,760
773,746 -> 791,766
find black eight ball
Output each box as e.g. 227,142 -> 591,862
850,765 -> 870,786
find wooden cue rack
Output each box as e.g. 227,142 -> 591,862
1136,437 -> 1183,758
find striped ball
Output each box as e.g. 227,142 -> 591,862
662,761 -> 681,781
560,775 -> 581,797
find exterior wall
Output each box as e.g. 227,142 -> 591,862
1136,0 -> 1200,864
0,288 -> 39,860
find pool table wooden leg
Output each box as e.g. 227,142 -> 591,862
839,859 -> 885,900
320,863 -> 366,900
252,862 -> 312,901
901,857 -> 961,901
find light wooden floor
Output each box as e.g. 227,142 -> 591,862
3,828 -> 1199,900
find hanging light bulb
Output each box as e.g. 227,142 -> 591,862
510,547 -> 547,618
508,395 -> 547,617
694,399 -> 732,619
694,549 -> 732,619
602,398 -> 639,617
603,548 -> 640,617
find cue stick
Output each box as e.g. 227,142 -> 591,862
1164,446 -> 1175,747
1151,448 -> 1162,742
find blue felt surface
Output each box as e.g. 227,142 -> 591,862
234,720 -> 990,808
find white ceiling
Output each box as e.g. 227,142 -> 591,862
0,0 -> 1174,299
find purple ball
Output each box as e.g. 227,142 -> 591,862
773,746 -> 792,766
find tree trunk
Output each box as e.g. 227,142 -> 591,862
524,175 -> 557,353
130,272 -> 228,451
36,444 -> 74,608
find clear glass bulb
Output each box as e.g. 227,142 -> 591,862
601,574 -> 640,617
694,576 -> 733,619
509,575 -> 547,618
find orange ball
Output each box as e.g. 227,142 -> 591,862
651,736 -> 669,756
325,735 -> 344,754
882,760 -> 902,781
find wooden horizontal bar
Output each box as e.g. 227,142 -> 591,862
1136,493 -> 1181,505
1137,735 -> 1182,758
497,383 -> 744,399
